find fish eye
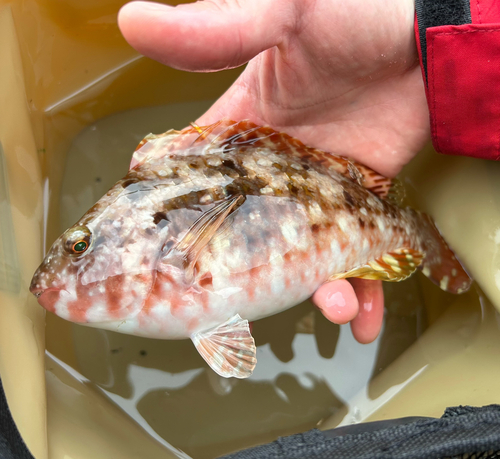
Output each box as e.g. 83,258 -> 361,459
72,240 -> 88,253
63,226 -> 92,256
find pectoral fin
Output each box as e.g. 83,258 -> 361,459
191,314 -> 257,379
328,248 -> 424,282
173,195 -> 244,278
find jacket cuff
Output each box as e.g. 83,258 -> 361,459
415,1 -> 500,160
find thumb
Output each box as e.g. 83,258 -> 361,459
118,0 -> 291,72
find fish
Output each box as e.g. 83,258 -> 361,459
30,119 -> 472,378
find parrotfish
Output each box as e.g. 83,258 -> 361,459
30,120 -> 471,378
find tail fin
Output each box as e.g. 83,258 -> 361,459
415,211 -> 472,294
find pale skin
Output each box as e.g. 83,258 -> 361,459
118,0 -> 430,344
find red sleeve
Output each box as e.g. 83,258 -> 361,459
415,0 -> 500,160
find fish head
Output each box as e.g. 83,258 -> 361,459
30,190 -> 168,324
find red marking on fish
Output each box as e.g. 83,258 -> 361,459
105,275 -> 126,318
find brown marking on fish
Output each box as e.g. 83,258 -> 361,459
153,212 -> 168,225
343,190 -> 355,207
199,272 -> 213,289
122,178 -> 140,188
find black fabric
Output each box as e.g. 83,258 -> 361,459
0,377 -> 35,459
415,0 -> 472,80
322,416 -> 433,439
220,405 -> 500,459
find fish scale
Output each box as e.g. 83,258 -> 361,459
30,119 -> 471,378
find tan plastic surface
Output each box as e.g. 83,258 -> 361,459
320,288 -> 500,429
405,146 -> 500,314
0,6 -> 47,459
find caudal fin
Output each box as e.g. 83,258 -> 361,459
416,211 -> 472,294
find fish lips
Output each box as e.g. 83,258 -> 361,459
30,286 -> 61,313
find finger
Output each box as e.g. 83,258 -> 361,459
312,280 -> 359,325
118,0 -> 291,72
349,279 -> 384,344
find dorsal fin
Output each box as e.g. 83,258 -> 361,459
189,122 -> 204,133
330,159 -> 397,201
129,129 -> 180,169
184,120 -> 399,200
191,119 -> 277,152
131,119 -> 399,201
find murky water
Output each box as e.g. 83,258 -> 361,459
43,104 -> 446,458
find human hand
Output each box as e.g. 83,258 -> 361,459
118,0 -> 430,344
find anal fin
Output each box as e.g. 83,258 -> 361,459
328,248 -> 424,282
191,314 -> 256,379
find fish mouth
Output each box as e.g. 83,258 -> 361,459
30,285 -> 58,296
30,287 -> 61,312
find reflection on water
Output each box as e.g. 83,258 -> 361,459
136,371 -> 338,458
69,302 -> 380,458
45,105 -> 434,458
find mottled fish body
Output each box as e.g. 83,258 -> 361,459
30,120 -> 471,378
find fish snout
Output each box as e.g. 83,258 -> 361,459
30,268 -> 62,305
